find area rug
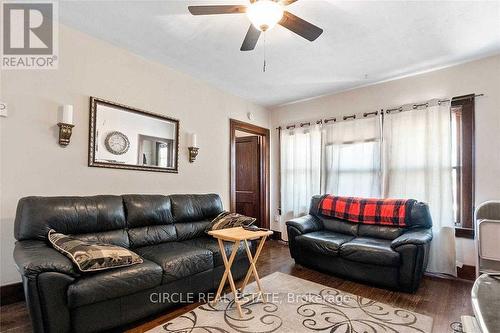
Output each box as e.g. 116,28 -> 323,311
147,272 -> 433,333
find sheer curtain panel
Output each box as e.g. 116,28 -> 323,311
280,124 -> 322,240
383,100 -> 456,276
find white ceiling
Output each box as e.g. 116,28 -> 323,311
59,0 -> 500,106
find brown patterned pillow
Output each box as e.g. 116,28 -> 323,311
48,229 -> 143,272
205,211 -> 256,233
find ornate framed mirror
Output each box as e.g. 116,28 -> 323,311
88,97 -> 179,173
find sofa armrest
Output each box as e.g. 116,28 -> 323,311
286,214 -> 322,234
14,240 -> 79,280
391,228 -> 432,249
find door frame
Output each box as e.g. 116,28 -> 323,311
230,119 -> 270,229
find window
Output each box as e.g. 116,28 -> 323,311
279,95 -> 475,235
323,116 -> 382,198
451,95 -> 475,237
324,140 -> 381,197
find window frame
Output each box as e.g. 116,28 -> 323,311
451,94 -> 475,239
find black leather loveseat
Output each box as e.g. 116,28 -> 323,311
13,194 -> 253,333
286,195 -> 433,292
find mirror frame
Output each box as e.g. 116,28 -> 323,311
88,97 -> 180,173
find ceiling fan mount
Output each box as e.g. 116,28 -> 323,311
188,0 -> 323,51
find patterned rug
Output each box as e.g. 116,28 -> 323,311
147,272 -> 433,333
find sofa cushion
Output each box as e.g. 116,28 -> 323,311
15,196 -> 126,242
320,217 -> 358,236
135,242 -> 213,283
175,220 -> 211,241
170,194 -> 223,223
123,195 -> 174,227
409,202 -> 433,228
358,224 -> 405,240
295,231 -> 355,255
67,259 -> 162,308
340,237 -> 400,267
123,195 -> 177,248
127,226 -> 177,248
183,237 -> 249,266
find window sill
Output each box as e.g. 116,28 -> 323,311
455,227 -> 474,239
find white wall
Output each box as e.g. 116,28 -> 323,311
0,24 -> 270,285
270,55 -> 500,266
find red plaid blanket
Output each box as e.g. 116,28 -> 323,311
318,195 -> 416,227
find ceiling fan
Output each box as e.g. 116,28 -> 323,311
188,0 -> 324,51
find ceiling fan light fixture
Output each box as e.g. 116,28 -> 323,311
247,0 -> 284,32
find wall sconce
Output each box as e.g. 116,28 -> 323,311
58,105 -> 74,146
188,133 -> 199,163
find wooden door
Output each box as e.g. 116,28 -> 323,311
235,136 -> 261,225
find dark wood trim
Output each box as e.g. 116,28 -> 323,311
451,95 -> 475,231
270,230 -> 282,240
0,282 -> 24,305
455,227 -> 474,239
277,127 -> 281,216
457,264 -> 476,281
230,119 -> 270,230
424,271 -> 474,284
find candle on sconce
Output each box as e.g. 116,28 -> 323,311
58,105 -> 75,146
191,133 -> 198,148
62,105 -> 74,125
188,133 -> 199,163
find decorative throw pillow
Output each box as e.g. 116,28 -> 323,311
48,229 -> 143,272
205,211 -> 256,233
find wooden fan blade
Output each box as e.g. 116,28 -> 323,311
188,5 -> 246,15
279,11 -> 323,41
281,0 -> 299,5
241,24 -> 261,51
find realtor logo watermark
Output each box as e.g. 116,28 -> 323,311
1,1 -> 58,69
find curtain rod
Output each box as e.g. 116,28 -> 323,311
277,110 -> 381,130
276,93 -> 484,130
385,93 -> 484,114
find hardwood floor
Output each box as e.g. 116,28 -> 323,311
0,240 -> 473,333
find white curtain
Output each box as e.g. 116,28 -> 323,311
322,116 -> 382,198
280,124 -> 322,240
383,100 -> 456,276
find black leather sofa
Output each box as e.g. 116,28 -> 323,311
286,195 -> 433,292
13,194 -> 253,333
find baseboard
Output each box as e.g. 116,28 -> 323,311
270,230 -> 282,240
457,265 -> 476,281
425,264 -> 476,282
0,282 -> 24,305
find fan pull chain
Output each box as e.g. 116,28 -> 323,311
263,32 -> 267,73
